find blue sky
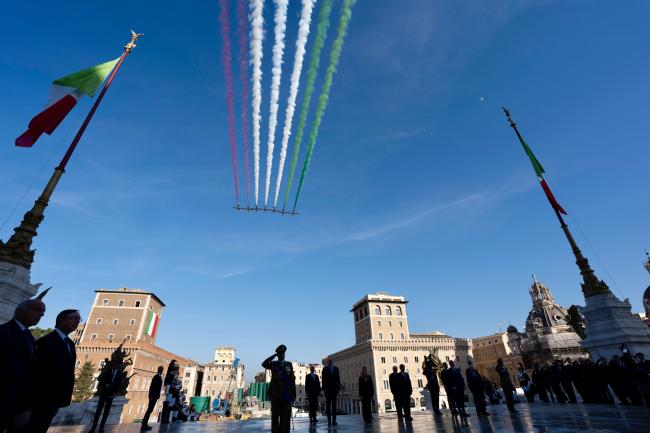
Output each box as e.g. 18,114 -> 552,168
1,0 -> 649,379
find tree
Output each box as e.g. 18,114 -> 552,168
73,361 -> 96,402
30,327 -> 53,339
567,305 -> 586,339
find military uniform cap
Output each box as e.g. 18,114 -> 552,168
276,344 -> 287,353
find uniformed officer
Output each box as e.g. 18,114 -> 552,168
423,349 -> 443,415
262,345 -> 296,433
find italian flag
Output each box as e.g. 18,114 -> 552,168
515,128 -> 567,215
16,58 -> 120,147
145,310 -> 159,337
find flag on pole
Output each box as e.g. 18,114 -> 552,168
144,310 -> 159,337
16,58 -> 120,147
506,110 -> 567,215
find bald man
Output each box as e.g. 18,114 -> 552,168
0,299 -> 45,432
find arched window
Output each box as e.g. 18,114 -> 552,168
385,306 -> 392,316
410,398 -> 416,408
396,306 -> 402,316
374,306 -> 381,315
384,399 -> 392,410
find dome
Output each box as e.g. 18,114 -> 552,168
506,325 -> 519,334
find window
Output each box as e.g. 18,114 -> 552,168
445,356 -> 450,361
385,306 -> 392,316
404,356 -> 408,363
113,319 -> 119,325
389,333 -> 394,340
417,379 -> 424,387
374,306 -> 381,315
118,300 -> 125,307
91,334 -> 97,340
102,299 -> 109,305
392,356 -> 397,364
135,301 -> 141,307
108,334 -> 115,341
380,357 -> 386,364
415,356 -> 419,363
384,399 -> 392,410
400,333 -> 405,340
396,306 -> 402,316
388,321 -> 392,327
185,372 -> 191,377
377,321 -> 381,327
383,380 -> 390,390
125,334 -> 132,341
399,321 -> 403,327
96,318 -> 102,324
378,333 -> 383,340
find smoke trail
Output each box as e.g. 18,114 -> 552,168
219,0 -> 239,203
249,0 -> 264,205
236,0 -> 251,205
293,0 -> 356,210
282,0 -> 333,208
272,0 -> 316,207
264,0 -> 289,205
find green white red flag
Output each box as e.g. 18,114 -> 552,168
16,58 -> 119,147
145,310 -> 159,337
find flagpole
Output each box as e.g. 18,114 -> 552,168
502,108 -> 610,298
0,32 -> 141,270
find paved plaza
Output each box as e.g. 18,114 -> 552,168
50,403 -> 650,433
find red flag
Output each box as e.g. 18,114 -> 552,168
540,178 -> 567,215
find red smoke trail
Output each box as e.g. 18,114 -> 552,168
220,0 -> 240,203
236,0 -> 251,205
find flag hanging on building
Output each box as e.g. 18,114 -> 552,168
15,58 -> 120,147
505,108 -> 567,215
145,310 -> 159,337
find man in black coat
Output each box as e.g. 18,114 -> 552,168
321,359 -> 341,426
141,365 -> 164,430
496,359 -> 517,413
358,367 -> 374,424
304,365 -> 321,424
89,363 -> 125,432
448,361 -> 468,417
0,299 -> 45,432
23,309 -> 80,433
388,366 -> 402,417
440,363 -> 457,416
466,361 -> 488,416
398,364 -> 413,421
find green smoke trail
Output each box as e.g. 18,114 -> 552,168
293,0 -> 357,210
282,0 -> 333,209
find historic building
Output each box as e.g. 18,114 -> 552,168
200,346 -> 246,401
181,364 -> 204,398
325,292 -> 473,414
75,287 -> 193,423
474,277 -> 585,379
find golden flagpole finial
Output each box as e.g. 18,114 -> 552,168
125,30 -> 144,53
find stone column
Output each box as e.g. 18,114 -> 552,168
0,262 -> 39,323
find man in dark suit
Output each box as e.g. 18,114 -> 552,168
0,299 -> 45,432
304,365 -> 321,424
388,365 -> 402,417
466,360 -> 488,416
89,362 -> 125,432
22,309 -> 80,433
398,364 -> 413,421
358,367 -> 374,424
449,361 -> 468,417
141,365 -> 164,431
321,359 -> 340,426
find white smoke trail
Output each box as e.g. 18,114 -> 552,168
264,0 -> 289,205
273,0 -> 316,207
249,0 -> 264,205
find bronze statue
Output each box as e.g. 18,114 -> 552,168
95,339 -> 134,396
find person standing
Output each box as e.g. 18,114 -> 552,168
305,365 -> 321,424
141,365 -> 164,430
398,364 -> 413,421
88,361 -> 125,432
532,364 -> 549,402
161,360 -> 179,424
422,350 -> 442,415
448,361 -> 468,417
0,299 -> 45,433
321,358 -> 341,426
22,310 -> 80,433
560,359 -> 577,403
496,359 -> 517,413
262,345 -> 295,433
389,366 -> 403,417
516,364 -> 534,403
358,367 -> 374,424
440,362 -> 457,416
466,361 -> 489,416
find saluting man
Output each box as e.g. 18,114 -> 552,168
262,345 -> 296,433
